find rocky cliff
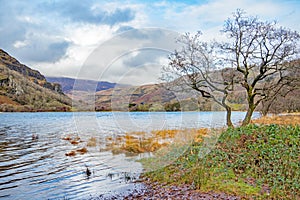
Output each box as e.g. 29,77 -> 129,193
0,49 -> 71,112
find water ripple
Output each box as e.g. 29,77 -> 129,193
0,111 -> 258,199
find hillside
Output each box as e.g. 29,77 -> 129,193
95,84 -> 176,111
0,49 -> 45,81
0,49 -> 72,112
46,77 -> 122,93
93,63 -> 299,112
45,78 -> 220,112
93,83 -> 220,111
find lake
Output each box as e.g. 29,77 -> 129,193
0,111 -> 259,199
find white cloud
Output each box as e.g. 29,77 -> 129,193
66,25 -> 111,46
3,0 -> 299,85
17,15 -> 40,24
13,40 -> 29,48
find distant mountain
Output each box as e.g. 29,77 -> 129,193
94,84 -> 174,111
93,83 -> 219,112
0,49 -> 71,112
46,77 -> 125,93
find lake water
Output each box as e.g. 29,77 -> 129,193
0,111 -> 259,199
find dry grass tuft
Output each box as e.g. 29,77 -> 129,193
152,129 -> 179,139
62,136 -> 72,141
62,129 -> 208,155
102,128 -> 208,154
65,151 -> 76,156
70,140 -> 79,145
87,137 -> 97,147
193,128 -> 208,143
76,147 -> 88,154
120,136 -> 168,153
251,114 -> 300,125
62,134 -> 82,145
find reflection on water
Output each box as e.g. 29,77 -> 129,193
0,112 -> 258,199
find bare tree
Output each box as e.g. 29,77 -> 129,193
162,32 -> 239,127
163,10 -> 300,127
221,9 -> 300,125
260,60 -> 300,115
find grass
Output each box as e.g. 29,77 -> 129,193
251,114 -> 300,125
87,137 -> 97,147
142,123 -> 300,199
103,128 -> 208,155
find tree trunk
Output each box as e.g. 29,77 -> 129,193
242,106 -> 255,126
225,105 -> 234,127
242,88 -> 256,126
261,101 -> 271,116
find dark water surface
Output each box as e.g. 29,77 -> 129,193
0,112 -> 259,199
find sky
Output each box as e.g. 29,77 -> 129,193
1,0 -> 299,85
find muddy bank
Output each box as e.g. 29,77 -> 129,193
124,179 -> 242,200
94,179 -> 243,200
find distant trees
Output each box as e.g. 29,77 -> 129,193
163,9 -> 300,126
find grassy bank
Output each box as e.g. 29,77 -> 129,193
142,123 -> 300,199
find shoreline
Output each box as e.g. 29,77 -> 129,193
122,179 -> 243,200
117,114 -> 300,199
93,179 -> 243,200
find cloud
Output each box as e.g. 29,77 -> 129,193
0,1 -> 71,63
14,40 -> 70,63
71,28 -> 181,86
40,0 -> 135,25
143,0 -> 300,34
0,0 -> 136,65
102,8 -> 135,25
116,26 -> 135,34
122,49 -> 168,68
0,2 -> 27,48
0,0 -> 299,85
